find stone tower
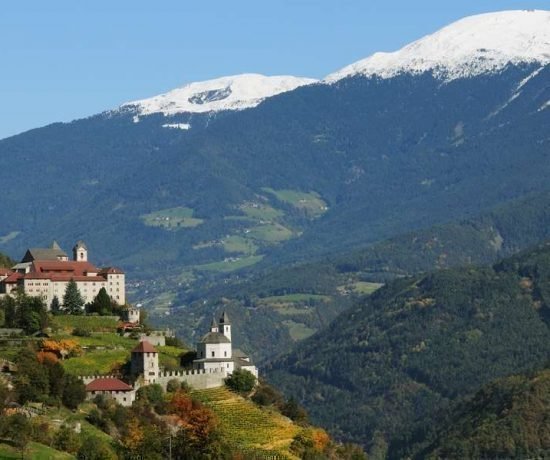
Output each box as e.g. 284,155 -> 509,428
126,307 -> 140,324
219,311 -> 231,342
131,340 -> 159,385
73,241 -> 88,262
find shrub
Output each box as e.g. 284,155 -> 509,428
251,382 -> 284,407
53,425 -> 81,454
225,369 -> 256,395
77,436 -> 118,460
72,327 -> 91,337
166,379 -> 181,393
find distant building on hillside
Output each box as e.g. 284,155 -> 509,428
85,377 -> 136,406
193,311 -> 258,377
0,240 -> 125,308
123,313 -> 257,391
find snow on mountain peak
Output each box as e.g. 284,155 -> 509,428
326,10 -> 550,83
123,73 -> 318,116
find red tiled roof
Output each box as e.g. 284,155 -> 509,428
131,340 -> 157,353
19,260 -> 110,282
0,268 -> 12,276
86,378 -> 133,392
32,260 -> 99,275
3,272 -> 22,283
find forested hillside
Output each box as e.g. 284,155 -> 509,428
266,243 -> 550,456
153,190 -> 550,362
0,64 -> 548,279
415,368 -> 550,459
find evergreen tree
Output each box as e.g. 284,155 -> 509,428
63,279 -> 84,315
62,374 -> 86,409
87,287 -> 113,315
50,295 -> 61,315
18,295 -> 48,333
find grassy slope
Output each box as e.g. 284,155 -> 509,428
0,442 -> 74,459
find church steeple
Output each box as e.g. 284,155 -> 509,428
73,240 -> 88,262
210,317 -> 219,333
219,311 -> 231,341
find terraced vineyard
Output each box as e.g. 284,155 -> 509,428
194,387 -> 303,459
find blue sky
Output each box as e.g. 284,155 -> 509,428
1,0 -> 548,139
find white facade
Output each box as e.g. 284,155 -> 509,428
193,312 -> 256,377
86,388 -> 136,407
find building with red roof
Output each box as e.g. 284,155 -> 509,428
85,377 -> 136,406
0,241 -> 125,308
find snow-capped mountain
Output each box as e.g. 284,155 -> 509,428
326,10 -> 550,82
122,73 -> 318,116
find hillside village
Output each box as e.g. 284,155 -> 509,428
0,243 -> 355,458
0,241 -> 258,396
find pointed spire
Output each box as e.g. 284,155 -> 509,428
51,241 -> 62,250
210,316 -> 218,332
219,311 -> 230,325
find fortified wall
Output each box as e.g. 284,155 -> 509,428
81,368 -> 227,390
155,368 -> 227,390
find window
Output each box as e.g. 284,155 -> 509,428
211,351 -> 215,357
224,351 -> 227,357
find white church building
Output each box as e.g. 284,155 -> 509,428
193,311 -> 258,378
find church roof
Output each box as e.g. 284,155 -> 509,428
232,348 -> 248,359
73,240 -> 87,250
86,378 -> 133,392
132,340 -> 157,353
22,246 -> 68,263
200,332 -> 231,344
194,357 -> 233,363
219,311 -> 231,324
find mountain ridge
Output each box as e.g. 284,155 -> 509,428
326,10 -> 550,83
266,242 -> 550,453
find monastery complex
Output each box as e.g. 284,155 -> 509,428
0,241 -> 258,406
0,241 -> 125,306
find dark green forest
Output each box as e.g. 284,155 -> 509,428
417,367 -> 550,459
266,242 -> 550,457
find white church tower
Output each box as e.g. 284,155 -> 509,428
219,311 -> 231,341
73,240 -> 88,262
